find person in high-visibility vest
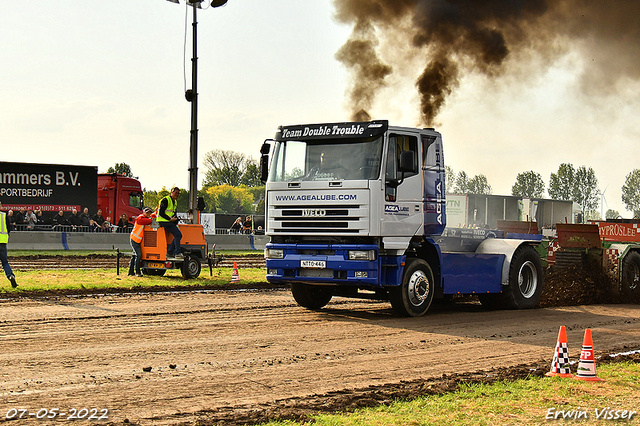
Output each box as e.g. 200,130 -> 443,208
128,207 -> 154,277
0,201 -> 18,288
157,187 -> 183,259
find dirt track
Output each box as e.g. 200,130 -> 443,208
1,288 -> 639,425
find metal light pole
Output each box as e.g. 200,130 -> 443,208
167,0 -> 228,223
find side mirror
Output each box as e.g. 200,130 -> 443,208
260,140 -> 271,183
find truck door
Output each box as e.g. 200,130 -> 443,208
382,133 -> 422,237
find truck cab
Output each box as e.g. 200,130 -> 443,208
262,120 -> 543,316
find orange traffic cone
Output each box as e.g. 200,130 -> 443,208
574,328 -> 604,381
546,326 -> 573,377
231,261 -> 240,283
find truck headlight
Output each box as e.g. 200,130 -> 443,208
348,250 -> 376,261
266,248 -> 284,259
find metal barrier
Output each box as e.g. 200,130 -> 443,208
8,230 -> 269,251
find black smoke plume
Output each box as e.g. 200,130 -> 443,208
334,0 -> 640,126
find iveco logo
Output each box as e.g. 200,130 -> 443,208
302,209 -> 326,217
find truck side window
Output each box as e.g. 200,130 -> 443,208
422,135 -> 437,167
385,134 -> 418,201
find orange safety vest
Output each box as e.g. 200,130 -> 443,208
130,220 -> 145,243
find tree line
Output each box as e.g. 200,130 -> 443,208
110,155 -> 640,219
447,163 -> 640,220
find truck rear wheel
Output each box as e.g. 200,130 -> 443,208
622,251 -> 640,298
181,255 -> 202,279
390,258 -> 434,317
291,283 -> 333,310
504,245 -> 543,309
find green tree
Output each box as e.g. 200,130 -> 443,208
205,184 -> 255,214
454,171 -> 469,193
144,187 -> 189,212
143,189 -> 162,210
548,163 -> 575,200
606,209 -> 620,219
573,166 -> 599,220
240,162 -> 262,187
450,170 -> 491,194
106,162 -> 133,178
467,174 -> 492,195
202,149 -> 260,187
445,165 -> 456,194
621,169 -> 640,218
511,171 -> 545,198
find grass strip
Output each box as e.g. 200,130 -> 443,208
0,268 -> 268,293
264,361 -> 640,426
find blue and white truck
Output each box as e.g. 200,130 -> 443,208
260,120 -> 543,316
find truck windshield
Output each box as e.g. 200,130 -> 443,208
268,136 -> 384,182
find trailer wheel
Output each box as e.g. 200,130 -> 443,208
504,245 -> 544,309
390,258 -> 434,317
622,251 -> 640,297
291,283 -> 333,310
143,268 -> 166,277
181,256 -> 202,279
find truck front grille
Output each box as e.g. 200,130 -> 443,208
270,204 -> 368,234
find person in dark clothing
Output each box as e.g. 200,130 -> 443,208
92,209 -> 105,232
242,215 -> 253,234
68,208 -> 82,231
52,210 -> 69,232
12,208 -> 26,229
80,207 -> 92,231
117,214 -> 131,233
229,216 -> 243,234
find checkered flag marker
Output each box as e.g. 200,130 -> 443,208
546,325 -> 573,378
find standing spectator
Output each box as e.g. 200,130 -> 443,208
117,213 -> 131,233
52,210 -> 69,232
243,215 -> 253,234
80,207 -> 92,231
157,187 -> 183,259
128,207 -> 154,277
68,208 -> 82,232
12,207 -> 26,230
229,216 -> 243,234
25,210 -> 37,230
34,210 -> 45,230
92,209 -> 105,232
0,201 -> 18,288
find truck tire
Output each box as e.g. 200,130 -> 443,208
291,283 -> 333,310
503,245 -> 544,309
181,255 -> 202,279
390,258 -> 434,317
621,251 -> 640,297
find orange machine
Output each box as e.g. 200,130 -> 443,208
139,221 -> 208,279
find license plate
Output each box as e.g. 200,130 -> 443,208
300,260 -> 326,269
148,262 -> 163,268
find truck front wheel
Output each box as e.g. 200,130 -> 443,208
622,251 -> 640,298
504,245 -> 544,309
291,283 -> 333,310
390,258 -> 434,317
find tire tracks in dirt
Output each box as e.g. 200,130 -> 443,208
1,290 -> 639,425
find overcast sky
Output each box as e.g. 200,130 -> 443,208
1,1 -> 638,217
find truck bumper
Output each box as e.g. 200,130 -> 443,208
266,243 -> 392,287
